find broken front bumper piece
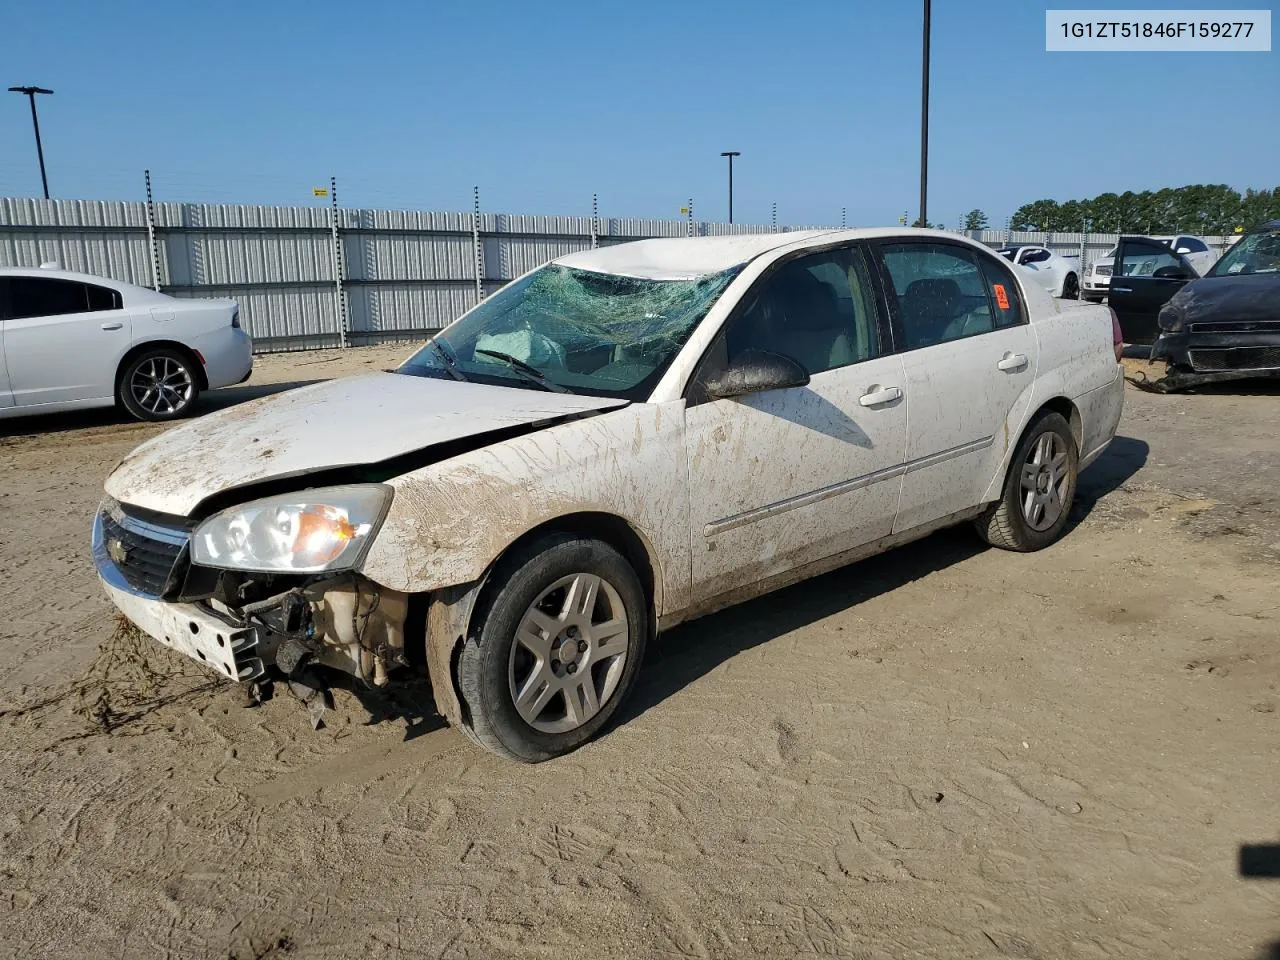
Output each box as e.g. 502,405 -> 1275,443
93,505 -> 411,691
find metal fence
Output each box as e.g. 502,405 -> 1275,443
0,196 -> 1237,353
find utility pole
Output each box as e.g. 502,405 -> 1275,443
918,0 -> 931,229
8,86 -> 54,199
719,151 -> 740,224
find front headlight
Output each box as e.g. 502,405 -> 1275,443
1157,304 -> 1186,333
191,484 -> 392,573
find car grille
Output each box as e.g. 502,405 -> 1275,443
95,500 -> 192,599
1188,320 -> 1280,334
1189,347 -> 1280,372
1094,265 -> 1112,277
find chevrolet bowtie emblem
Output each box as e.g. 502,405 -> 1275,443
106,539 -> 129,565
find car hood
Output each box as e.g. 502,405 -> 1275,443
1163,273 -> 1280,327
105,373 -> 629,516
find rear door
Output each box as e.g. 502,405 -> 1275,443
3,275 -> 131,405
1108,237 -> 1197,344
868,239 -> 1040,534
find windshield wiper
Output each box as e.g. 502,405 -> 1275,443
427,338 -> 469,382
473,348 -> 571,393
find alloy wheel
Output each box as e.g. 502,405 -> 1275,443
1020,432 -> 1070,531
130,356 -> 194,416
508,572 -> 630,734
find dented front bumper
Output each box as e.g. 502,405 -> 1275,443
93,503 -> 410,687
100,578 -> 267,680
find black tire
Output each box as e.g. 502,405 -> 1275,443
118,347 -> 202,422
974,410 -> 1079,552
457,533 -> 649,762
1061,273 -> 1079,300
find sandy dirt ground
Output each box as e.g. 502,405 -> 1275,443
1,345 -> 1277,959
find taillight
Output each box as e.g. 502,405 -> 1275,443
1108,306 -> 1123,362
231,310 -> 241,329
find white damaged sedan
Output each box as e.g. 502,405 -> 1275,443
95,228 -> 1124,761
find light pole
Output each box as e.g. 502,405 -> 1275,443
720,151 -> 740,224
918,0 -> 931,228
8,85 -> 53,199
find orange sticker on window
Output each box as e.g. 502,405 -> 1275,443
993,284 -> 1010,310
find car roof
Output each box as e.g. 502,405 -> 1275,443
0,265 -> 172,301
553,227 -> 989,280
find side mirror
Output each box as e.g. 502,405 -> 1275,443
1175,246 -> 1192,254
1153,265 -> 1193,281
703,348 -> 810,400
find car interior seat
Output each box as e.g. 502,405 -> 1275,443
749,268 -> 853,374
900,277 -> 962,348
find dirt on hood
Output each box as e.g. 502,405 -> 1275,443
103,373 -> 627,516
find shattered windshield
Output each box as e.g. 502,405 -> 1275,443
397,264 -> 740,399
1208,229 -> 1280,277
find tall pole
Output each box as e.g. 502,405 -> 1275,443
720,151 -> 740,224
144,169 -> 161,292
919,0 -> 931,228
8,86 -> 54,199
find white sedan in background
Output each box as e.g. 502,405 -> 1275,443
0,265 -> 252,421
95,228 -> 1124,762
995,245 -> 1082,299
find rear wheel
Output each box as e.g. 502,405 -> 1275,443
118,348 -> 201,421
1061,273 -> 1079,300
456,533 -> 648,762
974,410 -> 1078,552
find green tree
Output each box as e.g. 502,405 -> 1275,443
1009,184 -> 1276,236
963,208 -> 989,230
1010,199 -> 1060,231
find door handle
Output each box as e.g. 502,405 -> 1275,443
858,386 -> 902,407
996,353 -> 1028,372
101,321 -> 124,331
1111,286 -> 1133,293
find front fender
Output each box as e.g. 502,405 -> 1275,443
360,400 -> 691,617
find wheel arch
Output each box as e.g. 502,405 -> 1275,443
1034,395 -> 1082,451
982,395 -> 1082,505
114,339 -> 209,400
410,510 -> 663,731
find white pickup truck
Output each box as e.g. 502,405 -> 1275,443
94,228 -> 1125,762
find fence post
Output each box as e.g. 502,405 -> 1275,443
144,169 -> 161,292
329,176 -> 349,349
590,193 -> 599,249
1079,220 -> 1090,281
771,202 -> 777,233
472,186 -> 485,302
686,199 -> 694,238
841,207 -> 846,229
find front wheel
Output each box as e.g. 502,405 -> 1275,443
456,533 -> 649,762
1060,273 -> 1079,300
974,410 -> 1078,552
119,348 -> 201,421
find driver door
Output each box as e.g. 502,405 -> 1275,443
1108,237 -> 1198,344
683,244 -> 907,606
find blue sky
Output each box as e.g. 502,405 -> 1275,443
1,0 -> 1276,226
